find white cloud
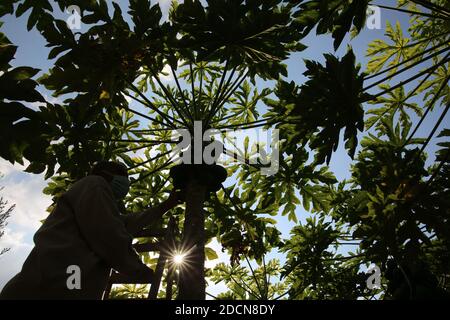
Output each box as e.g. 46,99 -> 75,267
0,160 -> 52,290
0,227 -> 30,251
0,233 -> 33,291
0,161 -> 52,231
0,227 -> 33,289
2,181 -> 51,231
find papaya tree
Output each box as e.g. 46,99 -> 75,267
210,258 -> 290,300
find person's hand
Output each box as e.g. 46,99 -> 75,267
166,188 -> 184,207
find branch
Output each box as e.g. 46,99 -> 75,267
128,149 -> 174,171
229,274 -> 262,300
207,69 -> 250,126
366,56 -> 450,101
189,62 -> 197,119
171,64 -> 194,123
204,59 -> 231,125
364,39 -> 450,81
215,118 -> 277,130
366,57 -> 440,131
363,45 -> 450,91
244,255 -> 265,299
121,96 -> 175,128
130,154 -> 176,185
419,102 -> 450,155
147,66 -> 191,126
205,292 -> 218,300
273,289 -> 291,300
208,65 -> 238,122
262,255 -> 270,299
375,4 -> 449,20
405,71 -> 450,145
125,82 -> 184,127
409,0 -> 450,17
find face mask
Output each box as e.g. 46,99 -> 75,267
110,175 -> 130,200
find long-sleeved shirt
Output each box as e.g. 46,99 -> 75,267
0,175 -> 150,300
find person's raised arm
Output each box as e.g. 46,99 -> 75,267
121,189 -> 182,236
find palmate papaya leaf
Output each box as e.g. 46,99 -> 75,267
0,118 -> 53,165
289,0 -> 370,50
0,30 -> 45,102
266,49 -> 370,165
300,184 -> 331,213
366,21 -> 415,75
226,81 -> 271,124
14,0 -> 112,31
206,186 -> 281,262
171,0 -> 305,80
280,216 -> 341,279
366,85 -> 423,132
408,1 -> 450,44
0,26 -> 54,169
353,124 -> 428,197
362,113 -> 425,149
15,0 -> 53,31
0,78 -> 45,103
128,0 -> 163,37
211,258 -> 286,300
35,14 -> 76,60
0,101 -> 37,124
343,133 -> 439,267
248,147 -> 335,222
420,61 -> 450,106
109,284 -> 149,299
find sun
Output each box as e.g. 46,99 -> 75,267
173,253 -> 186,265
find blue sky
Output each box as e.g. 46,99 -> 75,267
0,1 -> 449,298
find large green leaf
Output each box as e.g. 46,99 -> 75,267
290,0 -> 370,50
266,49 -> 370,164
172,0 -> 305,80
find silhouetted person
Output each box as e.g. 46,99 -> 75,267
0,161 -> 181,299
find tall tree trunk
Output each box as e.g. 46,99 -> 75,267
177,179 -> 207,300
